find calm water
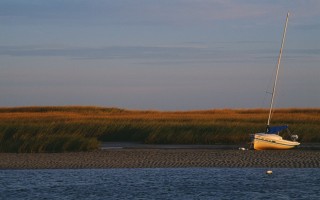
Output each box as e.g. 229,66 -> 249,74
0,168 -> 319,200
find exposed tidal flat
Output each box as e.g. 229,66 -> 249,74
1,148 -> 320,169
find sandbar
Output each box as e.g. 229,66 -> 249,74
1,148 -> 320,169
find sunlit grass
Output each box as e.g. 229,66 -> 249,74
0,106 -> 319,152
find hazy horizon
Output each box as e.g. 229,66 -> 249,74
1,0 -> 319,110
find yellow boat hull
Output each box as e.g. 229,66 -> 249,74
253,133 -> 300,150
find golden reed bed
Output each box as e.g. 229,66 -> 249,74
1,107 -> 320,153
1,149 -> 320,169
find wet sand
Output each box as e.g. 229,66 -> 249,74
1,148 -> 320,169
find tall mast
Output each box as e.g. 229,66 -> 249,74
267,12 -> 290,126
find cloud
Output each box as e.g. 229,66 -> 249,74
0,45 -> 208,60
3,44 -> 318,65
290,48 -> 320,55
0,0 -> 281,26
2,0 -> 320,29
293,23 -> 320,31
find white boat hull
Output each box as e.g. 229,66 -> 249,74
253,133 -> 300,150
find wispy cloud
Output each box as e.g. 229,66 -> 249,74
2,44 -> 318,64
2,0 -> 319,28
293,23 -> 320,30
0,44 -> 265,65
0,0 -> 284,26
0,45 -> 210,60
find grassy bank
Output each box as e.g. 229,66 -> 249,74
1,106 -> 320,152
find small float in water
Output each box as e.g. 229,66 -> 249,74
266,170 -> 273,174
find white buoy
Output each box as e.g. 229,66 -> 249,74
266,170 -> 273,174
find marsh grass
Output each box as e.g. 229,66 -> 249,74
0,106 -> 319,152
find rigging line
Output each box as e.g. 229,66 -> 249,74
261,64 -> 278,109
267,12 -> 290,126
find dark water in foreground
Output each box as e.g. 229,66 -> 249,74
0,168 -> 319,200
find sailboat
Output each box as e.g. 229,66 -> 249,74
251,12 -> 300,150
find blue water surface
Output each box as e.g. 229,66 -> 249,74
0,168 -> 319,200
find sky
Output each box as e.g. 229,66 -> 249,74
1,0 -> 319,110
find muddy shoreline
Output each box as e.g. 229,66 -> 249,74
1,148 -> 320,169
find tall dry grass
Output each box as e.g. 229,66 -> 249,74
0,106 -> 319,152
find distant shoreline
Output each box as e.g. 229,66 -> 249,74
1,148 -> 320,169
